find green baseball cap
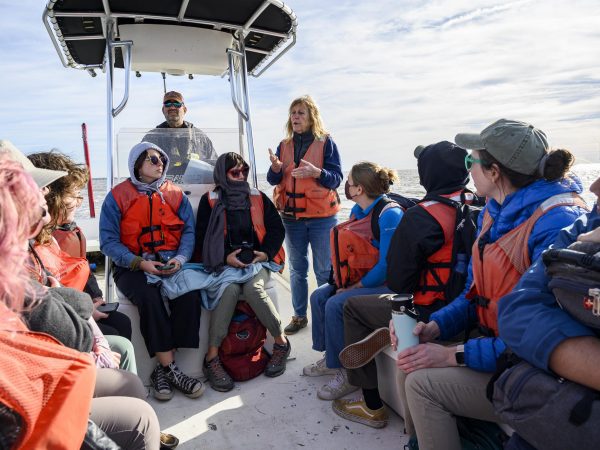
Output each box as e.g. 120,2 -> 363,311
455,119 -> 548,175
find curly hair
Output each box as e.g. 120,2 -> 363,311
28,151 -> 89,245
284,95 -> 329,141
0,154 -> 44,314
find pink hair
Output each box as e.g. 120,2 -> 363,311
0,155 -> 44,314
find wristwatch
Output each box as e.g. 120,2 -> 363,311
455,344 -> 466,367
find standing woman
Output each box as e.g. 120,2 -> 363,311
100,142 -> 204,402
267,95 -> 343,334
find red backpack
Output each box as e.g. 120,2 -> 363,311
218,302 -> 269,381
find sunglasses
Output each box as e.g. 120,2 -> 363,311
228,167 -> 249,178
145,155 -> 168,166
465,154 -> 484,171
163,101 -> 183,108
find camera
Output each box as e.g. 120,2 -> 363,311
234,242 -> 255,264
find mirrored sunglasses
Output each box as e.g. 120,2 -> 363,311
145,155 -> 168,166
163,101 -> 183,108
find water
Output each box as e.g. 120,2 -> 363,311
76,164 -> 600,221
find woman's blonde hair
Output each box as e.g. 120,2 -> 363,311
285,95 -> 328,141
350,161 -> 398,199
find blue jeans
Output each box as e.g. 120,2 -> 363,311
310,283 -> 394,369
283,215 -> 337,317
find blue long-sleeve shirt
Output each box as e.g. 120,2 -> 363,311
430,177 -> 587,372
351,196 -> 404,287
266,134 -> 342,190
99,186 -> 196,268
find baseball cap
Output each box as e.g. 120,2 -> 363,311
163,91 -> 184,104
0,140 -> 67,188
455,119 -> 548,175
413,145 -> 425,159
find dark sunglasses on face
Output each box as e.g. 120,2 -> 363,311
145,155 -> 168,166
228,167 -> 249,178
163,101 -> 183,108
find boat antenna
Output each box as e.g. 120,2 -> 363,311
161,72 -> 166,93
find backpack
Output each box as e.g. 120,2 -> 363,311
218,301 -> 269,381
370,193 -> 419,242
421,190 -> 482,301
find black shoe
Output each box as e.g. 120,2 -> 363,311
203,356 -> 235,392
265,338 -> 291,377
160,432 -> 179,449
150,364 -> 173,401
163,362 -> 205,399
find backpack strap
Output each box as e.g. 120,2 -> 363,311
370,197 -> 400,242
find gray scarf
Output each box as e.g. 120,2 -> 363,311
202,155 -> 251,272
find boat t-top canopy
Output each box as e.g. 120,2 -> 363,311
43,0 -> 297,77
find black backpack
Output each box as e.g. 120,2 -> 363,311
370,193 -> 419,242
420,190 -> 482,301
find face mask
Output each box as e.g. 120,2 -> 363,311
345,180 -> 357,201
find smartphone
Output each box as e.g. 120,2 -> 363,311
157,264 -> 176,271
97,302 -> 119,313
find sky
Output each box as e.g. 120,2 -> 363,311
0,0 -> 599,178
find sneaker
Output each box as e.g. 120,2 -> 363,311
203,356 -> 234,392
151,364 -> 174,401
164,362 -> 205,399
265,338 -> 291,377
160,432 -> 179,449
332,396 -> 388,429
284,316 -> 308,335
317,369 -> 358,400
339,327 -> 391,370
303,355 -> 338,377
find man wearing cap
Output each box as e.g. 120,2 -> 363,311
143,91 -> 217,177
331,141 -> 476,429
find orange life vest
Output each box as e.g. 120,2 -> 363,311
273,137 -> 341,219
0,308 -> 95,450
413,191 -> 476,306
53,225 -> 86,258
112,179 -> 184,256
468,192 -> 588,336
30,240 -> 89,291
331,198 -> 400,288
208,188 -> 286,270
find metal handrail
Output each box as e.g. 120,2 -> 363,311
252,33 -> 296,77
109,39 -> 133,117
227,49 -> 249,121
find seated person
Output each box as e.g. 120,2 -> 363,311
335,141 -> 475,428
195,152 -> 290,392
100,141 -> 204,401
390,119 -> 587,450
143,91 -> 217,179
304,162 -> 403,402
28,150 -> 132,340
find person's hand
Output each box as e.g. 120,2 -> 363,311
47,276 -> 61,287
111,352 -> 121,368
413,321 -> 441,343
92,298 -> 109,320
291,159 -> 321,179
578,227 -> 600,243
251,250 -> 268,264
139,260 -> 164,275
158,258 -> 181,276
269,148 -> 283,173
226,249 -> 248,268
396,343 -> 456,373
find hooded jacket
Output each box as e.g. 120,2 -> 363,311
431,175 -> 587,372
99,142 -> 196,268
498,207 -> 599,371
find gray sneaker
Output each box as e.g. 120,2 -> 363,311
204,356 -> 234,392
284,316 -> 308,335
303,355 -> 338,377
317,369 -> 358,400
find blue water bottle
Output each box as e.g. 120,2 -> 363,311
390,294 -> 419,354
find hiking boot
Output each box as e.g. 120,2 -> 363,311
203,356 -> 234,392
164,362 -> 205,399
265,338 -> 291,377
303,354 -> 338,377
160,432 -> 179,449
317,369 -> 358,400
339,327 -> 391,370
332,397 -> 388,428
284,316 -> 308,335
151,364 -> 173,401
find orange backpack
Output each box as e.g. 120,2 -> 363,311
0,322 -> 96,449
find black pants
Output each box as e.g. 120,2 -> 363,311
114,267 -> 201,357
97,311 -> 132,340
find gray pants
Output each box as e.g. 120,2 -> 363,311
209,268 -> 283,347
92,368 -> 160,450
401,366 -> 502,450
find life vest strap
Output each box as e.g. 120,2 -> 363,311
143,239 -> 166,249
141,225 -> 162,234
286,191 -> 305,199
284,206 -> 307,213
472,295 -> 491,307
478,324 -> 496,337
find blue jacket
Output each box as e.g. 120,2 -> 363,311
430,176 -> 587,372
499,206 -> 599,371
350,195 -> 404,288
99,188 -> 196,268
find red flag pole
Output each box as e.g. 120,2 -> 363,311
81,123 -> 96,218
